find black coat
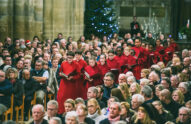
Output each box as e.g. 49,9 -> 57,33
100,118 -> 110,124
12,79 -> 24,106
0,79 -> 13,107
30,119 -> 48,124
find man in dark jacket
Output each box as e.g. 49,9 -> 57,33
30,104 -> 48,124
102,72 -> 118,101
100,102 -> 121,124
0,70 -> 13,116
22,68 -> 39,120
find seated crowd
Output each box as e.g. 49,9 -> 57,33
0,32 -> 191,124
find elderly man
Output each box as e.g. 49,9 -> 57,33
102,72 -> 118,101
100,102 -> 122,124
86,86 -> 105,109
183,57 -> 190,69
31,60 -> 49,104
49,117 -> 62,124
30,104 -> 48,124
118,74 -> 127,84
131,94 -> 145,112
175,107 -> 191,124
0,70 -> 12,116
141,85 -> 153,103
159,89 -> 181,118
170,75 -> 179,90
178,82 -> 191,102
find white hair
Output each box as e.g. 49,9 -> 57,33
179,82 -> 188,92
132,94 -> 145,104
125,71 -> 134,77
32,104 -> 44,113
50,117 -> 62,124
119,73 -> 127,79
127,76 -> 136,82
65,111 -> 78,123
140,79 -> 150,85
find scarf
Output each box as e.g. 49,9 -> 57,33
88,110 -> 99,119
108,115 -> 120,124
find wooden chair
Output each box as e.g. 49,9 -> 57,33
48,93 -> 55,100
28,92 -> 36,120
15,95 -> 25,122
4,94 -> 14,121
44,94 -> 47,110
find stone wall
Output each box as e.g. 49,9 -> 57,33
0,0 -> 85,42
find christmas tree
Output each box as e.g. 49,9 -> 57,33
84,0 -> 119,39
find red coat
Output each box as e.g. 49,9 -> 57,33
123,55 -> 137,74
97,62 -> 110,80
107,58 -> 121,82
147,50 -> 163,68
114,55 -> 125,68
74,59 -> 87,99
131,46 -> 148,79
164,46 -> 174,64
57,61 -> 81,114
84,65 -> 102,88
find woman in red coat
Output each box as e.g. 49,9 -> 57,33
57,51 -> 81,114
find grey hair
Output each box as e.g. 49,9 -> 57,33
88,86 -> 98,95
132,94 -> 145,104
127,76 -> 136,83
179,82 -> 188,92
151,64 -> 161,72
125,71 -> 134,77
32,104 -> 45,113
110,102 -> 121,111
141,85 -> 152,98
47,100 -> 58,109
179,107 -> 190,115
140,79 -> 150,85
65,111 -> 78,123
119,73 -> 127,79
50,117 -> 62,124
171,75 -> 179,83
104,72 -> 115,81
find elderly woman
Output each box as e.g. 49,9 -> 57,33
76,104 -> 95,124
127,76 -> 136,86
6,67 -> 24,107
87,98 -> 106,124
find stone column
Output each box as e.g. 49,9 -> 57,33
13,0 -> 26,39
33,0 -> 43,40
0,0 -> 13,41
43,0 -> 53,40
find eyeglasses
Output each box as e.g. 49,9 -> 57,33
104,79 -> 112,81
179,113 -> 188,116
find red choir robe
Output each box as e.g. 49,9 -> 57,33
74,59 -> 87,99
97,62 -> 110,80
164,46 -> 174,65
57,61 -> 81,114
84,65 -> 102,89
123,54 -> 137,74
107,58 -> 121,82
131,46 -> 148,79
147,50 -> 163,68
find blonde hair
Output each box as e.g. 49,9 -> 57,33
134,106 -> 153,124
172,57 -> 181,66
120,102 -> 130,114
87,98 -> 101,115
141,69 -> 150,78
130,83 -> 141,95
172,90 -> 185,105
118,83 -> 130,100
77,104 -> 88,116
6,67 -> 18,79
64,99 -> 75,108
